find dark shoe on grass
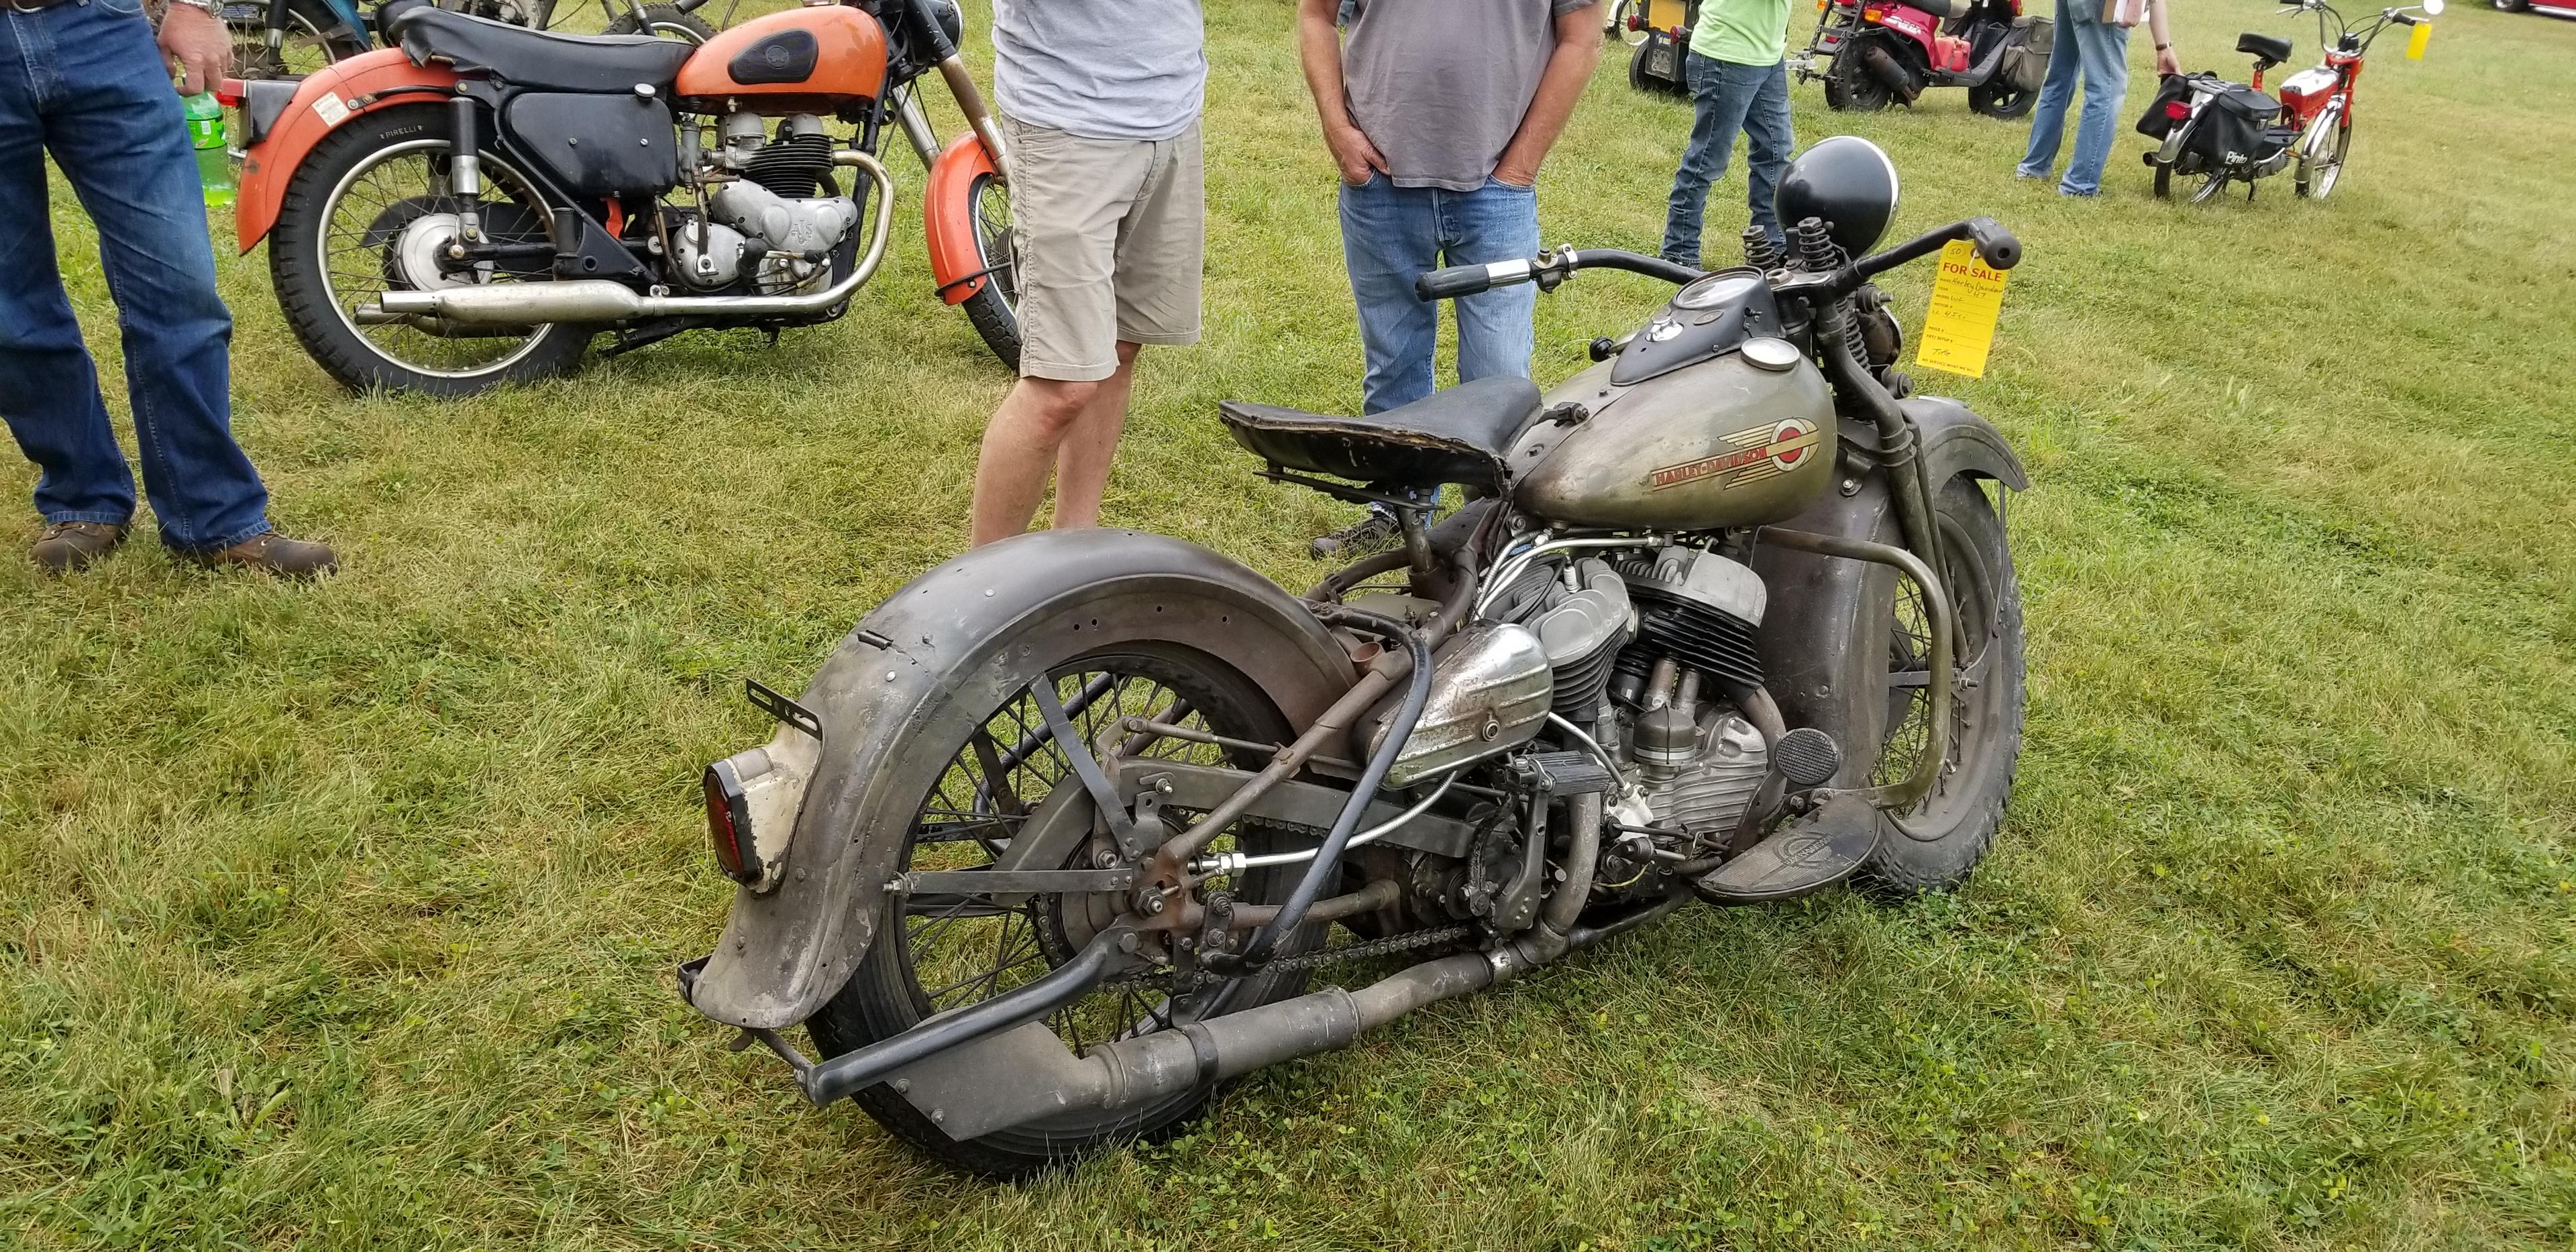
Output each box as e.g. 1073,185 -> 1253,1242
32,521 -> 129,574
1309,510 -> 1400,561
182,530 -> 339,577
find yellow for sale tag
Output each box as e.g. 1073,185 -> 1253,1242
1915,239 -> 2009,378
2406,19 -> 2432,59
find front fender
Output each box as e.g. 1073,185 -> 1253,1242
234,48 -> 463,253
1904,395 -> 2029,491
922,131 -> 1000,303
685,530 -> 1356,1031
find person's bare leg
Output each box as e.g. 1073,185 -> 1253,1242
1049,341 -> 1142,530
969,375 -> 1102,547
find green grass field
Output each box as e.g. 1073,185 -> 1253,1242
6,0 -> 2573,1246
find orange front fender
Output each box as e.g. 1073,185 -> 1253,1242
922,131 -> 1000,304
235,49 -> 464,253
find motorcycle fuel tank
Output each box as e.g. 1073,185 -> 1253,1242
1509,347 -> 1836,531
676,7 -> 888,114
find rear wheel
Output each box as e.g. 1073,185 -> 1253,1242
956,170 -> 1023,369
269,103 -> 590,396
1968,80 -> 2035,118
1826,40 -> 1897,111
2294,113 -> 2349,198
600,2 -> 714,42
1855,477 -> 2025,893
807,646 -> 1320,1178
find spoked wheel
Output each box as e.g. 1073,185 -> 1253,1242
2294,112 -> 2349,198
957,170 -> 1023,369
808,646 -> 1320,1178
223,0 -> 367,79
601,2 -> 715,42
1968,80 -> 2036,118
269,104 -> 590,396
1860,477 -> 2025,892
1609,0 -> 1651,44
2188,169 -> 2236,204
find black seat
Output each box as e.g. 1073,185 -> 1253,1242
1218,376 -> 1545,493
384,3 -> 697,93
1913,0 -> 1957,18
2237,31 -> 2294,64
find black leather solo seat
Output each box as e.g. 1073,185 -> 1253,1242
382,1 -> 698,93
2237,31 -> 2294,63
1218,376 -> 1546,494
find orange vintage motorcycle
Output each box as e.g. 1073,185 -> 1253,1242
224,0 -> 1017,396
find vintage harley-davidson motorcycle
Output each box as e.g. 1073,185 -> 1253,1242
223,0 -> 1016,396
677,137 -> 2029,1178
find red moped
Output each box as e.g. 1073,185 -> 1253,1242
1794,0 -> 2051,117
2139,0 -> 2440,202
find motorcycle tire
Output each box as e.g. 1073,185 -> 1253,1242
2152,158 -> 2173,199
955,168 -> 1023,370
1851,476 -> 2025,893
268,103 -> 591,397
1968,80 -> 2037,119
2293,113 -> 2349,199
805,640 -> 1326,1179
600,3 -> 714,43
227,0 -> 370,80
1826,40 -> 1896,111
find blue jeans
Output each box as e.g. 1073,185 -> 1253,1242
1662,52 -> 1793,268
0,0 -> 270,551
2017,0 -> 2131,196
1337,172 -> 1540,416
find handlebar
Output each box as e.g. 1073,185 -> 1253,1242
1411,219 -> 2019,306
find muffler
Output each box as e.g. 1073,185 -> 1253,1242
364,150 -> 894,327
1862,44 -> 1922,103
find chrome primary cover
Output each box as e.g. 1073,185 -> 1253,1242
1360,623 -> 1553,786
1509,351 -> 1836,531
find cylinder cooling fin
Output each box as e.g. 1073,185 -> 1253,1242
1611,546 -> 1765,692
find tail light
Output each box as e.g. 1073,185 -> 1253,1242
2165,99 -> 2192,120
704,759 -> 758,885
214,78 -> 246,108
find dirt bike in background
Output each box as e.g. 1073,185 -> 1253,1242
225,0 -> 717,82
2139,0 -> 2441,203
221,0 -> 1018,396
671,137 -> 2033,1178
1796,0 -> 2051,117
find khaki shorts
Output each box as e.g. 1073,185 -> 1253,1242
999,113 -> 1205,382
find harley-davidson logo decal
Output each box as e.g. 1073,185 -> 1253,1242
1645,419 -> 1821,492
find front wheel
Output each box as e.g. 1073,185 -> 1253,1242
2294,112 -> 2349,199
1858,477 -> 2026,891
600,2 -> 714,42
268,103 -> 591,396
225,0 -> 370,79
955,169 -> 1023,369
1968,79 -> 2036,119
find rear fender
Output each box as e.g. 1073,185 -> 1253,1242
234,48 -> 464,253
684,529 -> 1356,1031
922,131 -> 999,303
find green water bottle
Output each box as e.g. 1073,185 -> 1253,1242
185,92 -> 234,207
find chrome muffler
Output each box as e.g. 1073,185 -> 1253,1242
362,151 -> 895,328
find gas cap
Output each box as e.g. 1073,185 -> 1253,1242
1741,337 -> 1801,372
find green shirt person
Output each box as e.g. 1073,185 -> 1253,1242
1660,0 -> 1799,266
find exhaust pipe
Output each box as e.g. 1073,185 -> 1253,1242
1861,43 -> 1922,103
370,150 -> 895,327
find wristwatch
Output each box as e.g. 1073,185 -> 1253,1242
168,0 -> 223,17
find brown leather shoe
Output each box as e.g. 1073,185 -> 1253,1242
182,529 -> 339,577
31,520 -> 129,573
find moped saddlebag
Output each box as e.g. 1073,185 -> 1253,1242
2135,71 -> 2200,139
2002,17 -> 2051,91
2185,82 -> 2286,167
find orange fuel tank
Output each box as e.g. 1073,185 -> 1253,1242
676,6 -> 887,113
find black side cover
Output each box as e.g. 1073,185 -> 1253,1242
502,91 -> 678,198
729,29 -> 820,84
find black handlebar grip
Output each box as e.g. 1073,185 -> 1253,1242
1415,264 -> 1497,302
1966,217 -> 2022,270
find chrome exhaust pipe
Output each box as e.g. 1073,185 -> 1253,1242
375,150 -> 896,327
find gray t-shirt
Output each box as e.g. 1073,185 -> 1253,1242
1342,0 -> 1594,191
991,0 -> 1207,141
